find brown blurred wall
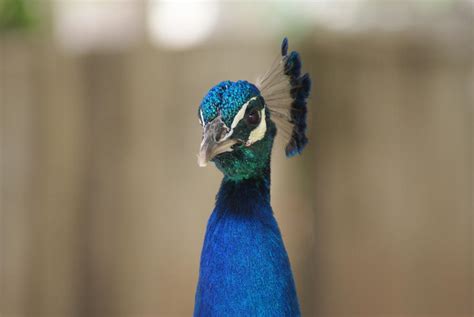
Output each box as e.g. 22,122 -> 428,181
1,30 -> 473,316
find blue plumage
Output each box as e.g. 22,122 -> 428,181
195,38 -> 310,316
194,174 -> 300,316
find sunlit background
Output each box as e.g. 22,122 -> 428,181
1,0 -> 473,316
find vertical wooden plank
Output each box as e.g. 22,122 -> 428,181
1,37 -> 35,317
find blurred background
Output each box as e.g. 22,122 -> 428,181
1,0 -> 473,316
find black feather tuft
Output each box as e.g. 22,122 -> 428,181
284,52 -> 302,80
283,41 -> 311,157
281,37 -> 288,56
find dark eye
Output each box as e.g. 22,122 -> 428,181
246,109 -> 260,125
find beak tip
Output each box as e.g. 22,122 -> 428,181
197,155 -> 208,167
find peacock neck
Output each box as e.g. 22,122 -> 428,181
194,165 -> 301,316
216,167 -> 271,216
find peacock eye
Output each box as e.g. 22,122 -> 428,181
246,109 -> 261,125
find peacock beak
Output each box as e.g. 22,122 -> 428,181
198,116 -> 237,167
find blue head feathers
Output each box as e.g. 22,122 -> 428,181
199,80 -> 260,127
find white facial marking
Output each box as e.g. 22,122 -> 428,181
220,96 -> 258,141
199,109 -> 205,127
231,96 -> 258,129
247,108 -> 267,145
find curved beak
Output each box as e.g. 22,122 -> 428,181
198,116 -> 237,167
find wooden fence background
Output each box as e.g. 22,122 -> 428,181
1,16 -> 473,317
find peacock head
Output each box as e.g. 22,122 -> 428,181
197,81 -> 276,180
197,38 -> 311,181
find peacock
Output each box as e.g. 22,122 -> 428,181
194,38 -> 311,316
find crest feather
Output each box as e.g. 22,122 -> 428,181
256,37 -> 311,157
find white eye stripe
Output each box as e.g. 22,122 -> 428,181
200,109 -> 205,126
221,96 -> 264,142
230,96 -> 258,129
247,108 -> 267,145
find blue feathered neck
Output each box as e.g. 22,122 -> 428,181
194,170 -> 300,316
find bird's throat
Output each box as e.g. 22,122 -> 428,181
216,169 -> 271,213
